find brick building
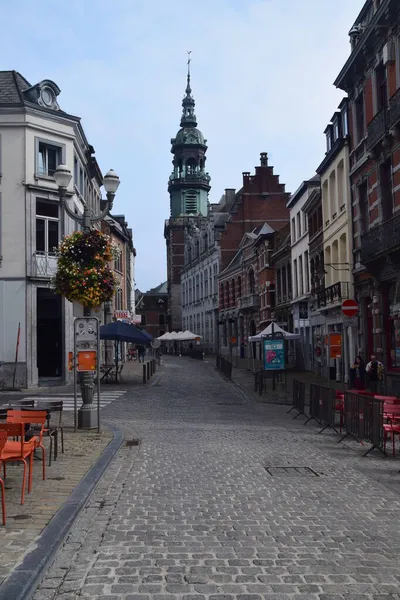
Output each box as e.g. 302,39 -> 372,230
218,153 -> 290,357
334,0 -> 400,391
135,282 -> 168,340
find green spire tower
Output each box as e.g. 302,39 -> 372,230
168,54 -> 211,217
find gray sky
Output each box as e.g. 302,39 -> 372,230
1,0 -> 362,292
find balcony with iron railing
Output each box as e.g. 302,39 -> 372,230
237,294 -> 261,310
316,281 -> 349,309
360,211 -> 400,264
389,87 -> 400,131
367,107 -> 388,151
30,252 -> 58,279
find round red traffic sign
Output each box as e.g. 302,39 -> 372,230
342,299 -> 358,318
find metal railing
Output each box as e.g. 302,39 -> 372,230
316,282 -> 348,308
339,392 -> 384,456
287,379 -> 306,418
360,212 -> 400,263
389,87 -> 400,131
216,354 -> 232,379
367,107 -> 388,150
31,252 -> 58,278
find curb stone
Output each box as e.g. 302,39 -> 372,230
0,422 -> 124,600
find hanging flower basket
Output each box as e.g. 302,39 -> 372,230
52,229 -> 120,308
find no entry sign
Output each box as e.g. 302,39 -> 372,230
342,299 -> 358,318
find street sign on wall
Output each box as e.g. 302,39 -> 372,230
341,299 -> 358,318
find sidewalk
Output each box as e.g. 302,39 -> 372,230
0,416 -> 113,586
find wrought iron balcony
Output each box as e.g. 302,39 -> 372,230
360,212 -> 400,264
389,88 -> 400,131
316,282 -> 348,308
238,294 -> 260,310
367,107 -> 389,151
31,252 -> 58,278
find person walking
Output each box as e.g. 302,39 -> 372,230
366,354 -> 384,394
137,345 -> 145,363
349,356 -> 366,390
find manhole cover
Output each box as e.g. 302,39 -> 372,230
10,514 -> 32,520
126,439 -> 140,447
48,477 -> 65,481
265,467 -> 320,477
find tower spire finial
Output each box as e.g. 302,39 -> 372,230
180,51 -> 197,127
186,50 -> 192,95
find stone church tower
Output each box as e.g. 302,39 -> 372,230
164,61 -> 211,331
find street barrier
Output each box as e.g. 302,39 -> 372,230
318,386 -> 338,434
153,358 -> 156,373
142,364 -> 146,384
339,392 -> 385,456
216,354 -> 232,379
146,361 -> 150,380
304,383 -> 322,426
287,379 -> 306,418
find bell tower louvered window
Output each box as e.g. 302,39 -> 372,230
185,190 -> 197,214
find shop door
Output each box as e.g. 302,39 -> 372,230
37,288 -> 62,377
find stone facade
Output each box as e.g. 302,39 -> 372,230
135,282 -> 168,340
0,71 -> 106,388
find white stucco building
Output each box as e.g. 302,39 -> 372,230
181,195 -> 230,352
0,71 -> 114,388
288,176 -> 320,370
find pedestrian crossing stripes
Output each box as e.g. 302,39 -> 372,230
16,391 -> 126,412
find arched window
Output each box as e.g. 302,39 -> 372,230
225,281 -> 230,306
186,157 -> 197,175
238,276 -> 242,298
185,190 -> 198,214
231,279 -> 236,305
248,269 -> 255,294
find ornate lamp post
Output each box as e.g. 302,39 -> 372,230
54,164 -> 120,428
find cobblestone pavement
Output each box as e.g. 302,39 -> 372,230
34,357 -> 400,600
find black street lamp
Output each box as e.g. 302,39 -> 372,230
54,164 -> 120,428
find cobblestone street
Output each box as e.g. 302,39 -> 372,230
34,357 -> 400,600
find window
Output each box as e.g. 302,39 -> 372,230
238,276 -> 242,299
159,314 -> 165,326
36,200 -> 59,254
375,62 -> 387,113
248,269 -> 255,294
115,288 -> 123,310
114,246 -> 123,272
185,190 -> 197,214
333,120 -> 340,141
293,259 -> 298,298
380,158 -> 393,222
303,211 -> 308,233
355,93 -> 365,143
38,142 -> 61,177
297,212 -> 301,238
291,217 -> 296,243
74,156 -> 78,185
304,251 -> 310,294
299,255 -> 304,296
341,106 -> 349,136
326,132 -> 332,152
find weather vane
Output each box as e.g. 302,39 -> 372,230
187,50 -> 192,75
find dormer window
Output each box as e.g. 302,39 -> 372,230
326,132 -> 332,152
341,104 -> 349,136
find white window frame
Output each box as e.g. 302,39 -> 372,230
35,200 -> 60,255
35,137 -> 65,178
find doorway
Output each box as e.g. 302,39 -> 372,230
37,288 -> 62,378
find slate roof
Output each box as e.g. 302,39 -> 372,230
146,281 -> 168,294
0,71 -> 31,105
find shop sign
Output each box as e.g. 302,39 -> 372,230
328,333 -> 342,359
115,310 -> 131,320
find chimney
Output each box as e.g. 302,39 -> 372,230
260,152 -> 268,167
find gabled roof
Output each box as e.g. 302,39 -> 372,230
146,281 -> 168,294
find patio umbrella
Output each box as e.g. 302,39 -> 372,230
100,321 -> 152,381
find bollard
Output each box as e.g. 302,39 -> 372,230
147,361 -> 150,380
142,364 -> 146,384
259,369 -> 263,396
150,360 -> 153,376
153,358 -> 156,373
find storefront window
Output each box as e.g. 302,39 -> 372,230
390,319 -> 400,369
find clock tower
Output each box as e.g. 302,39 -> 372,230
164,59 -> 211,331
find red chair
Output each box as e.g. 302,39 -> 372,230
6,410 -> 47,481
0,423 -> 35,504
383,420 -> 400,457
0,431 -> 7,525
